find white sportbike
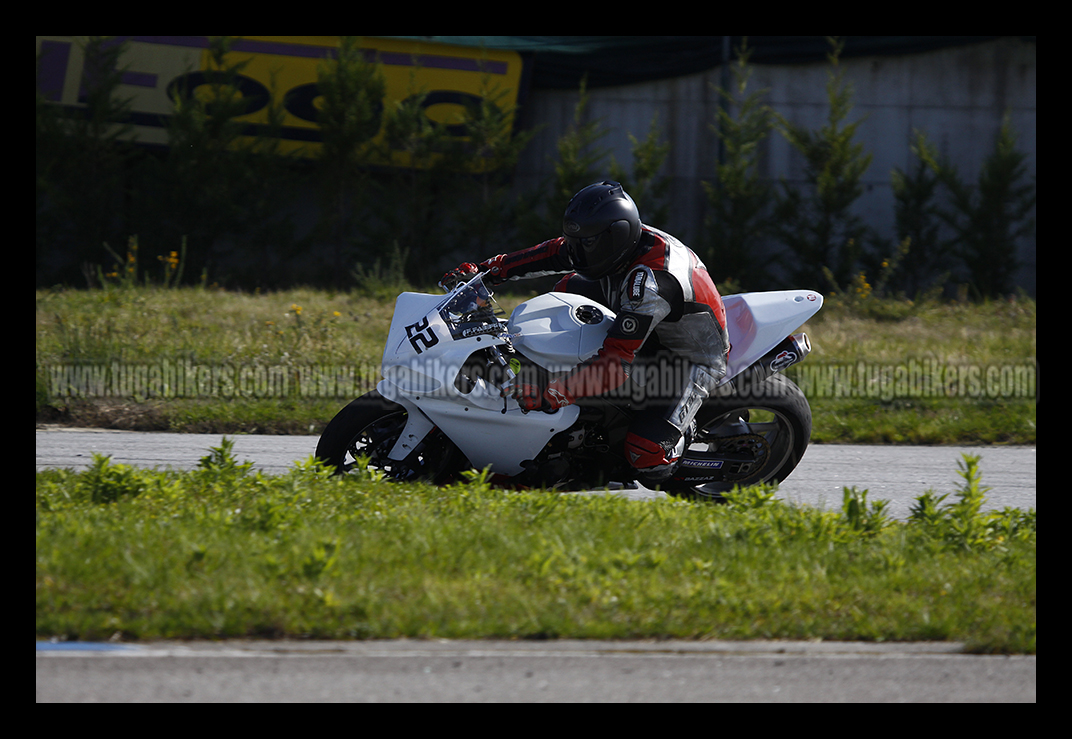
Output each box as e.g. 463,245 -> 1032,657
316,272 -> 823,499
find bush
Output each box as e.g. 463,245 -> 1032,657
771,38 -> 874,292
701,40 -> 776,289
921,116 -> 1036,299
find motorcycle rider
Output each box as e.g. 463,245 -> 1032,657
441,181 -> 728,483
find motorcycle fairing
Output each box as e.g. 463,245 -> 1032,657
381,381 -> 580,475
721,290 -> 823,383
379,279 -> 582,475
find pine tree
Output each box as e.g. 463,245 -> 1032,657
610,112 -> 672,229
887,130 -> 952,296
930,115 -> 1036,298
552,76 -> 611,213
701,40 -> 774,288
36,37 -> 136,283
315,36 -> 387,285
772,37 -> 873,291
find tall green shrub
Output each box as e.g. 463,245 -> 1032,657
313,36 -> 387,285
551,76 -> 611,215
701,40 -> 774,289
609,112 -> 672,229
377,81 -> 463,284
149,36 -> 292,285
318,45 -> 541,285
548,77 -> 671,237
926,115 -> 1036,298
772,37 -> 874,291
445,72 -> 540,258
885,130 -> 953,297
36,36 -> 137,285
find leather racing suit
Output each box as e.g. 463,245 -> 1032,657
481,225 -> 729,480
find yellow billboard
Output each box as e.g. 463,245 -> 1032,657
36,36 -> 526,164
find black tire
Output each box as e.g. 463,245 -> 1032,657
315,390 -> 465,483
663,373 -> 812,501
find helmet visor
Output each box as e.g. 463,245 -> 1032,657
565,233 -> 605,274
564,219 -> 634,278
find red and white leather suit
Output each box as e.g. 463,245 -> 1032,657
481,225 -> 729,479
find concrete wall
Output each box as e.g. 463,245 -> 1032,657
512,37 -> 1036,293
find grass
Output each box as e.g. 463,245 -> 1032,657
35,288 -> 1036,652
35,442 -> 1035,652
34,285 -> 388,367
796,294 -> 1036,444
36,284 -> 1036,444
36,284 -> 392,432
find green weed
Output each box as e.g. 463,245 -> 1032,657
75,453 -> 152,504
841,486 -> 892,536
908,454 -> 1035,554
36,447 -> 1035,652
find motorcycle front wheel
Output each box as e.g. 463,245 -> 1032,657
663,373 -> 812,501
315,390 -> 465,483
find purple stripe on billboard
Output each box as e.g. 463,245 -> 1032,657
120,36 -> 508,74
122,36 -> 210,49
38,40 -> 71,101
373,50 -> 507,75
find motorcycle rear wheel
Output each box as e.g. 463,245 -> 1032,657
663,373 -> 812,501
315,390 -> 464,483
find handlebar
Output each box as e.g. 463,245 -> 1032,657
438,267 -> 483,293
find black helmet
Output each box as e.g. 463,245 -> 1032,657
562,181 -> 642,279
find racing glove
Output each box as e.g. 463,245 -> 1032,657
439,255 -> 510,290
439,262 -> 479,290
512,381 -> 574,412
479,254 -> 508,284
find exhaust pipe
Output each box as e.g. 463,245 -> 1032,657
730,333 -> 811,397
